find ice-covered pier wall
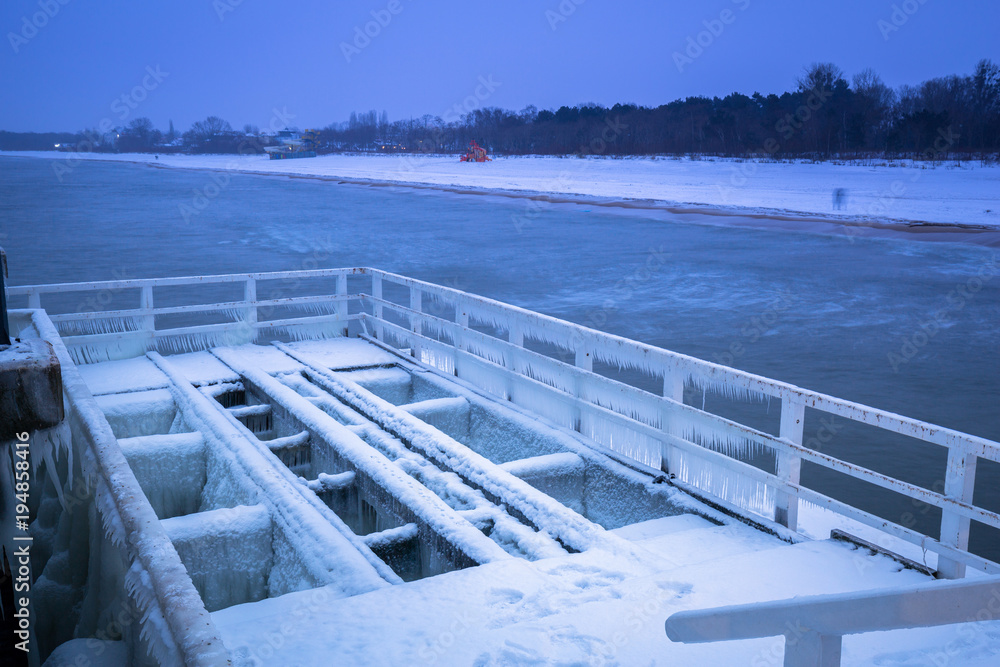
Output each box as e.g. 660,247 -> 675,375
6,310 -> 230,666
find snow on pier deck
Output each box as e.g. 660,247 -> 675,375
58,338 -> 992,664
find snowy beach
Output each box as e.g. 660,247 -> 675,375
7,150 -> 1000,235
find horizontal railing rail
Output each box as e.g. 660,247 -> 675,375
665,575 -> 1000,666
11,267 -> 1000,580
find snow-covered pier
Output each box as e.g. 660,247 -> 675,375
6,268 -> 1000,665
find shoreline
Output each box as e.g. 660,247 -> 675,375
6,151 -> 1000,246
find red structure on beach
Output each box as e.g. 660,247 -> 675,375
459,140 -> 491,162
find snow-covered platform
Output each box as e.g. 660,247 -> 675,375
7,268 -> 1000,666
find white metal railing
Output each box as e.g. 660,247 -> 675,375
8,268 -> 361,362
360,268 -> 1000,581
665,574 -> 1000,666
9,268 -> 1000,582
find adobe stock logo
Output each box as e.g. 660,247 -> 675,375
340,0 -> 407,63
7,0 -> 72,54
673,0 -> 751,73
877,0 -> 930,41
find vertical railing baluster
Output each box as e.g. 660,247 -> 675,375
336,273 -> 348,336
371,274 -> 383,340
371,275 -> 383,316
409,287 -> 422,360
775,398 -> 805,531
456,307 -> 469,351
938,446 -> 977,579
244,277 -> 257,341
660,366 -> 685,474
140,285 -> 155,349
508,323 -> 524,370
28,290 -> 40,309
783,630 -> 842,667
506,322 -> 524,402
573,344 -> 592,433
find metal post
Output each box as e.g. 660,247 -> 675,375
783,631 -> 842,667
140,285 -> 155,342
456,309 -> 469,351
660,368 -> 685,473
938,446 -> 977,579
506,323 -> 524,401
573,345 -> 592,433
508,323 -> 524,370
409,287 -> 422,359
244,277 -> 257,340
336,273 -> 348,336
775,398 -> 805,531
372,274 -> 383,319
454,307 -> 469,379
0,247 -> 9,346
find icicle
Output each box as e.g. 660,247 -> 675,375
685,371 -> 771,404
509,378 -> 575,430
580,413 -> 662,469
418,347 -> 455,374
124,562 -> 181,665
56,315 -> 144,337
454,355 -> 507,400
667,448 -> 775,519
520,358 -> 574,395
276,319 -> 347,343
94,478 -> 128,548
464,338 -> 507,367
68,338 -> 150,365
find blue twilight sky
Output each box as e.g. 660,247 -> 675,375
1,0 -> 998,133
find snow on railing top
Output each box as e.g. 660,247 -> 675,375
9,267 -> 1000,579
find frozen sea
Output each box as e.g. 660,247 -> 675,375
3,154 -> 999,559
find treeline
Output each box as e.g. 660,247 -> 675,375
3,61 -> 998,160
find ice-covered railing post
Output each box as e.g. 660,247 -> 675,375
244,276 -> 257,333
455,306 -> 469,355
661,366 -> 684,472
371,273 -> 384,340
775,398 -> 805,530
409,286 -> 422,359
574,344 -> 592,432
939,446 -> 978,579
507,322 -> 524,398
336,273 -> 348,336
140,284 -> 154,341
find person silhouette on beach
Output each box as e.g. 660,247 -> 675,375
833,188 -> 847,210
